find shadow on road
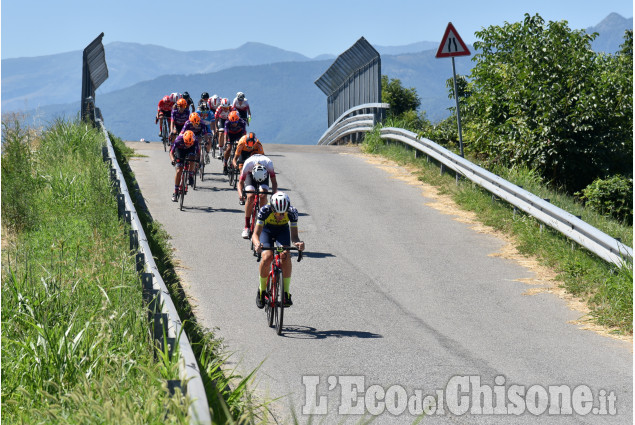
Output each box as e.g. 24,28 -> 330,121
281,326 -> 382,340
301,251 -> 335,259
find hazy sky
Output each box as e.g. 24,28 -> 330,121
1,0 -> 632,59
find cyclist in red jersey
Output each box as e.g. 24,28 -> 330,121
156,95 -> 175,137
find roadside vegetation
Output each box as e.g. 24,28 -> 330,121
367,15 -> 633,334
1,115 -> 269,423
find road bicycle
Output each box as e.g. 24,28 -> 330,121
226,141 -> 240,190
244,188 -> 271,254
176,153 -> 197,211
199,135 -> 210,181
257,238 -> 303,335
160,116 -> 170,152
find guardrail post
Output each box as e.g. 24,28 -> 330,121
540,199 -> 550,233
117,194 -> 125,218
440,164 -> 445,175
130,230 -> 139,252
124,211 -> 131,225
136,252 -> 145,273
102,145 -> 109,162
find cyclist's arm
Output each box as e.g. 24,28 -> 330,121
270,173 -> 278,194
252,222 -> 264,252
233,143 -> 243,166
290,226 -> 304,251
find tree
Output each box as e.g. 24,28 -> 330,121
381,75 -> 420,118
463,14 -> 633,192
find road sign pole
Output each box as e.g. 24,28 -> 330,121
451,56 -> 464,158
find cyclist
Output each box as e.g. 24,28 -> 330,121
196,103 -> 214,162
237,154 -> 277,238
222,110 -> 247,174
252,191 -> 304,308
214,97 -> 232,156
207,94 -> 221,146
170,98 -> 190,142
155,95 -> 175,137
233,131 -> 264,204
198,92 -> 210,110
182,91 -> 196,113
169,130 -> 199,202
181,112 -> 208,172
232,91 -> 251,123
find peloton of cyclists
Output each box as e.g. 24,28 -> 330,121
222,111 -> 247,174
169,130 -> 199,202
233,131 -> 264,204
237,154 -> 278,239
252,191 -> 304,308
232,91 -> 251,123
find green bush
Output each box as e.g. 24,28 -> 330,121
578,175 -> 633,224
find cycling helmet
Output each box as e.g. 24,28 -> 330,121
199,102 -> 209,111
162,95 -> 171,104
220,98 -> 230,108
183,91 -> 191,100
201,92 -> 209,100
246,132 -> 256,147
228,110 -> 239,122
177,98 -> 188,109
210,95 -> 220,107
170,92 -> 181,103
252,164 -> 268,183
189,112 -> 201,126
183,130 -> 195,147
237,91 -> 245,101
270,192 -> 290,213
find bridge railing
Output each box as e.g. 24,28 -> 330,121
318,119 -> 632,267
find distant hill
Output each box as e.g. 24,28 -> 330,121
374,41 -> 439,55
588,13 -> 633,53
2,42 -> 312,111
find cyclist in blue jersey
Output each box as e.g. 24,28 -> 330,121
252,192 -> 304,308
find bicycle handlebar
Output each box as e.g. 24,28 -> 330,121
256,246 -> 304,263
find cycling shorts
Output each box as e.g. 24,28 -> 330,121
244,172 -> 270,192
174,146 -> 197,167
227,131 -> 243,145
237,150 -> 252,165
260,224 -> 291,248
216,118 -> 227,131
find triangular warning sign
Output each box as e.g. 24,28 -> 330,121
436,22 -> 471,58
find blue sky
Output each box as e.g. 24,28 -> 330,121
1,0 -> 632,59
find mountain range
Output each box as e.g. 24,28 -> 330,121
3,13 -> 631,144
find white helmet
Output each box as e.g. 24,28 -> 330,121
170,92 -> 181,103
209,94 -> 220,108
237,91 -> 245,100
220,97 -> 230,107
252,164 -> 267,183
270,192 -> 290,213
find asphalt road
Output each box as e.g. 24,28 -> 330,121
127,141 -> 632,424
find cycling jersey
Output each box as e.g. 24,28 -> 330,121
158,98 -> 174,112
196,109 -> 214,132
180,120 -> 208,139
257,204 -> 299,228
224,118 -> 247,135
171,107 -> 190,127
240,154 -> 275,182
232,98 -> 250,114
215,106 -> 232,120
235,136 -> 264,158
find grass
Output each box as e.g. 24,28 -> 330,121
1,117 -> 189,423
362,126 -> 633,334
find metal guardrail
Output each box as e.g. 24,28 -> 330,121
319,118 -> 632,267
99,119 -> 212,425
317,103 -> 389,145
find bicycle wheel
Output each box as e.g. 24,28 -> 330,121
179,170 -> 186,211
266,276 -> 274,327
228,165 -> 235,186
232,169 -> 238,190
211,134 -> 217,159
193,168 -> 197,190
199,160 -> 205,181
275,269 -> 284,335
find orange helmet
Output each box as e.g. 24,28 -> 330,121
177,98 -> 187,109
228,110 -> 240,122
246,132 -> 256,147
189,112 -> 200,126
183,130 -> 195,147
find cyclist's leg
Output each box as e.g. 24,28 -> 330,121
173,147 -> 186,197
275,226 -> 293,303
258,227 -> 274,291
244,174 -> 257,228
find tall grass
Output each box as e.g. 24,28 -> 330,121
361,128 -> 633,334
2,118 -> 189,423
